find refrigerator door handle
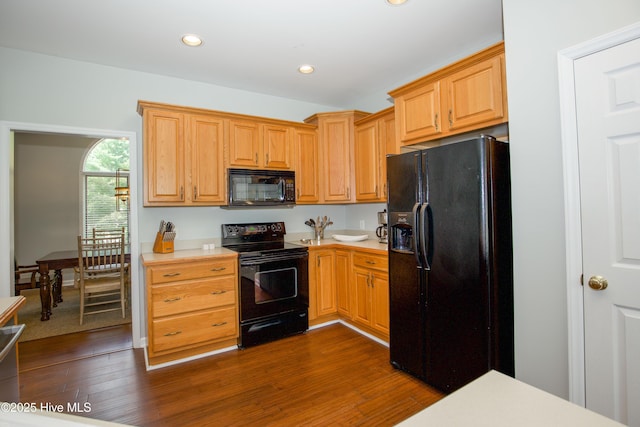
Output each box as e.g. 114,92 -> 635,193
419,202 -> 431,270
412,202 -> 423,268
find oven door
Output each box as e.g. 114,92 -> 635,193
239,251 -> 308,322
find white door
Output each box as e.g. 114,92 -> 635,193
574,37 -> 640,425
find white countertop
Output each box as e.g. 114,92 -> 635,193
0,408 -> 132,426
0,296 -> 26,326
140,246 -> 237,265
396,370 -> 623,426
290,237 -> 388,252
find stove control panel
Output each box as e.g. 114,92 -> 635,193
222,222 -> 286,240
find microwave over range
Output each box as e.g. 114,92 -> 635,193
227,168 -> 296,207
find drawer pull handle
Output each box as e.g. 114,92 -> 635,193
163,297 -> 182,303
366,260 -> 376,265
211,290 -> 227,295
163,272 -> 181,278
164,331 -> 182,337
212,321 -> 228,327
211,267 -> 226,272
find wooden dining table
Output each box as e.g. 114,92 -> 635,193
36,250 -> 130,321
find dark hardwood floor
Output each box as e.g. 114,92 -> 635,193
18,323 -> 443,426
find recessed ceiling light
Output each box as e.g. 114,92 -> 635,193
181,34 -> 203,47
298,64 -> 315,74
386,0 -> 408,5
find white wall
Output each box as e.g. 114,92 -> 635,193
502,0 -> 640,399
0,48 -> 387,341
0,48 -> 387,248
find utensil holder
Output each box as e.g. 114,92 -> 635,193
153,232 -> 174,254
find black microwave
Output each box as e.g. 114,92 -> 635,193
227,169 -> 296,207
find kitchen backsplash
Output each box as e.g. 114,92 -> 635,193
140,203 -> 386,252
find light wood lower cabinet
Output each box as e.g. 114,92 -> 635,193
335,249 -> 352,317
144,254 -> 238,365
309,246 -> 388,340
352,251 -> 389,336
309,248 -> 337,320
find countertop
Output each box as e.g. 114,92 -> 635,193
140,246 -> 238,266
140,237 -> 388,265
291,237 -> 388,253
0,296 -> 26,326
396,370 -> 623,426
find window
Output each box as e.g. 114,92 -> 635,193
82,138 -> 130,243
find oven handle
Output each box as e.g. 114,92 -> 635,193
241,252 -> 308,266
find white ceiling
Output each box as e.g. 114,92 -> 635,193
0,0 -> 504,108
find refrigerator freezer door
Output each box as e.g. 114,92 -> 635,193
388,151 -> 427,380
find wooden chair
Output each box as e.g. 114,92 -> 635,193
14,260 -> 39,295
74,227 -> 129,286
77,232 -> 126,325
92,227 -> 130,304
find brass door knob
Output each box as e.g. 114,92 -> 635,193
588,275 -> 608,291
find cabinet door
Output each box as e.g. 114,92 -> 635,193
320,116 -> 353,202
144,109 -> 185,204
314,250 -> 337,317
396,81 -> 442,144
228,119 -> 260,168
353,268 -> 372,325
262,124 -> 292,169
380,112 -> 396,201
371,270 -> 389,334
443,54 -> 506,132
354,121 -> 381,201
335,250 -> 351,317
294,128 -> 320,203
189,115 -> 226,204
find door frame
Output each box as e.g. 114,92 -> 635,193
558,21 -> 640,407
0,121 -> 142,348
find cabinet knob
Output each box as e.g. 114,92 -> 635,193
163,331 -> 182,337
212,321 -> 228,327
211,267 -> 226,272
211,290 -> 227,295
163,297 -> 182,303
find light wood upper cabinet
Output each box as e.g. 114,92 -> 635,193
304,111 -> 369,203
395,81 -> 442,143
390,42 -> 507,146
143,108 -> 185,204
228,119 -> 260,168
354,107 -> 395,202
262,124 -> 292,169
294,127 -> 320,204
444,54 -> 506,132
188,115 -> 225,204
139,103 -> 226,206
228,121 -> 294,170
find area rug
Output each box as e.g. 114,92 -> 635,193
17,287 -> 131,342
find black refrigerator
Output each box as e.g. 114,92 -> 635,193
387,135 -> 514,393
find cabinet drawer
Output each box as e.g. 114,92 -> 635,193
151,277 -> 236,318
352,252 -> 388,272
151,307 -> 237,353
149,258 -> 236,284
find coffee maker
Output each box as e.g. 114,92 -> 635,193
376,209 -> 388,244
